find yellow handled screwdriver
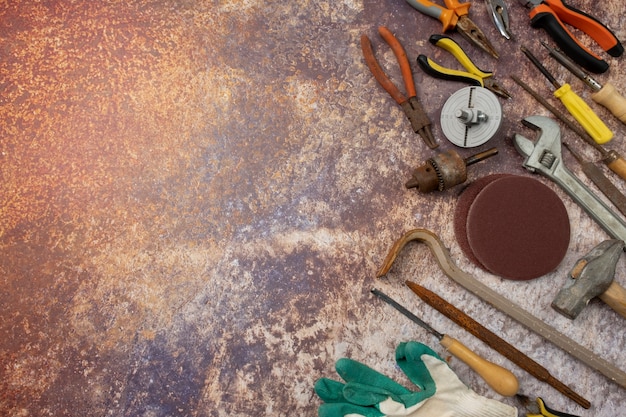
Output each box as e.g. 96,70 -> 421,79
371,288 -> 520,397
521,45 -> 613,144
542,41 -> 626,125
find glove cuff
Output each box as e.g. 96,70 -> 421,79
448,390 -> 517,417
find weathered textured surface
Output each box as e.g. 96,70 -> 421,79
1,0 -> 624,416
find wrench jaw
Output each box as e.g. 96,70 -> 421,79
513,134 -> 537,172
513,115 -> 564,176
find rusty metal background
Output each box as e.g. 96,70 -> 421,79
1,1 -> 625,415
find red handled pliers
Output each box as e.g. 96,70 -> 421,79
360,27 -> 437,149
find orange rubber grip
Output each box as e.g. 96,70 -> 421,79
544,0 -> 623,56
443,0 -> 471,17
529,4 -> 608,73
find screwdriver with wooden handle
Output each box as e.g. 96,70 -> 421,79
371,288 -> 519,397
542,41 -> 626,125
521,45 -> 613,144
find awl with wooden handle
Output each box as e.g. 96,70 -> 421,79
543,41 -> 626,125
405,281 -> 591,409
370,288 -> 519,397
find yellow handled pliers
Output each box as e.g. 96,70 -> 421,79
417,34 -> 512,99
523,397 -> 581,417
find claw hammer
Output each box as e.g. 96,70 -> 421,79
553,239 -> 626,319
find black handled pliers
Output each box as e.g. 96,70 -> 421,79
361,27 -> 437,149
417,34 -> 512,99
519,0 -> 623,73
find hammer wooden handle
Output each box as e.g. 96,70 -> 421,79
600,281 -> 626,319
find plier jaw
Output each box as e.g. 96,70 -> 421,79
485,0 -> 513,40
404,0 -> 499,59
454,14 -> 499,59
401,97 -> 437,148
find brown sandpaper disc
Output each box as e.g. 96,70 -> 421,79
465,175 -> 570,280
454,174 -> 512,269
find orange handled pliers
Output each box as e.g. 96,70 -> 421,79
360,27 -> 437,149
405,0 -> 499,59
519,0 -> 623,73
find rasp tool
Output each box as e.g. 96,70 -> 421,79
562,142 -> 626,218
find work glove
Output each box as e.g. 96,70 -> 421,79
314,341 -> 517,417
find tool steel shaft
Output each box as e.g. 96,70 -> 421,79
406,281 -> 590,409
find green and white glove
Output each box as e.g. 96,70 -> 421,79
315,341 -> 517,417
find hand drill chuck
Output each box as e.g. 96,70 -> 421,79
406,148 -> 498,192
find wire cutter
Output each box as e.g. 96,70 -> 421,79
405,0 -> 499,58
518,0 -> 624,74
417,34 -> 511,99
485,0 -> 513,40
360,27 -> 437,149
520,397 -> 581,417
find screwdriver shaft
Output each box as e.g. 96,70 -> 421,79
541,42 -> 602,92
371,288 -> 519,397
521,45 -> 560,89
520,45 -> 613,144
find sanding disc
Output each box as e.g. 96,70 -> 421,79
463,175 -> 570,280
454,174 -> 512,269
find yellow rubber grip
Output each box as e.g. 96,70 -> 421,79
422,57 -> 485,86
592,82 -> 626,125
433,36 -> 493,80
554,84 -> 613,144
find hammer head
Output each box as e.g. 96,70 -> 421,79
552,239 -> 624,319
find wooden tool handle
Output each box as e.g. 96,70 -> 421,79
600,281 -> 626,319
440,335 -> 519,396
605,151 -> 626,182
593,82 -> 626,124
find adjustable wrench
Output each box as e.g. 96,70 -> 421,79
514,115 -> 626,243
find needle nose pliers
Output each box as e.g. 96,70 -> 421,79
417,34 -> 511,99
405,0 -> 499,59
518,0 -> 623,73
360,27 -> 437,149
485,0 -> 513,40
